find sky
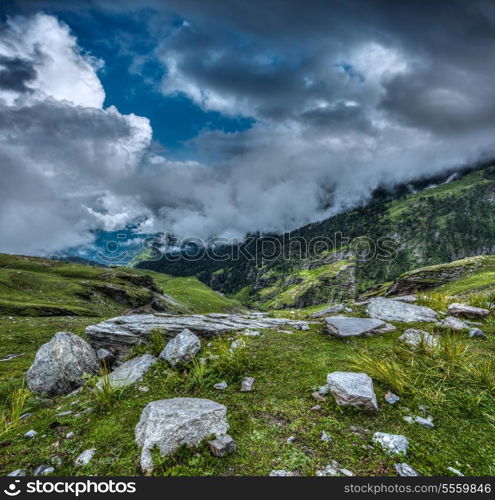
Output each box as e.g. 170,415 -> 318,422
1,0 -> 495,257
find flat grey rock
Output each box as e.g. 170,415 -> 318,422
447,303 -> 490,319
33,465 -> 54,476
399,329 -> 439,349
394,463 -> 421,476
414,416 -> 434,428
324,316 -> 389,338
469,327 -> 485,338
26,332 -> 99,396
367,297 -> 437,323
384,391 -> 400,404
159,329 -> 201,366
135,397 -> 229,471
213,381 -> 228,390
438,316 -> 469,331
326,371 -> 378,411
86,313 -> 313,360
24,429 -> 37,439
372,432 -> 409,455
98,354 -> 157,390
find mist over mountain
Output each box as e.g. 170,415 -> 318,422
2,1 -> 495,256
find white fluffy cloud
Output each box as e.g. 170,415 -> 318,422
0,13 -> 152,254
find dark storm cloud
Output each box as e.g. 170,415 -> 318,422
0,55 -> 36,92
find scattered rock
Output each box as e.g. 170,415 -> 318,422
310,405 -> 322,412
286,436 -> 296,443
55,410 -> 73,417
326,371 -> 378,411
295,323 -> 310,331
19,412 -> 32,420
160,329 -> 201,367
414,416 -> 434,429
399,329 -> 439,349
241,377 -> 255,392
394,463 -> 421,476
26,332 -> 99,396
403,416 -> 414,424
24,430 -> 37,439
318,385 -> 331,395
230,339 -> 246,352
33,465 -> 54,476
447,466 -> 464,476
135,397 -> 229,471
469,327 -> 486,338
241,330 -> 261,336
75,449 -> 95,467
7,469 -> 26,476
324,316 -> 393,338
270,470 -> 297,476
309,304 -> 346,318
65,432 -> 74,439
213,381 -> 228,390
390,295 -> 417,303
312,391 -> 327,402
384,391 -> 400,404
438,316 -> 469,331
321,431 -> 332,443
208,434 -> 237,457
372,432 -> 409,455
316,459 -> 353,476
447,303 -> 490,319
98,354 -> 157,390
138,386 -> 150,392
367,297 -> 437,323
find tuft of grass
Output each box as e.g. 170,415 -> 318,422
465,360 -> 495,391
347,349 -> 410,394
84,368 -> 124,411
436,333 -> 470,365
149,328 -> 166,357
0,386 -> 30,437
416,292 -> 453,311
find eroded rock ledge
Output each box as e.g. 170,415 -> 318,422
86,312 -> 312,360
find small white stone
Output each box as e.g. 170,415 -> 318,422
75,449 -> 95,467
24,430 -> 37,439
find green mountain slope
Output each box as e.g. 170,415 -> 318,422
136,164 -> 495,309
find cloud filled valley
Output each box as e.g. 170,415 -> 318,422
2,1 -> 495,255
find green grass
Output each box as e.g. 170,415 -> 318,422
1,312 -> 493,476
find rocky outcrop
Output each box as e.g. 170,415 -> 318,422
324,316 -> 394,338
447,303 -> 490,319
98,354 -> 157,390
26,332 -> 99,396
325,371 -> 378,411
366,297 -> 437,323
159,329 -> 201,366
86,313 -> 313,360
386,257 -> 484,296
135,398 -> 229,471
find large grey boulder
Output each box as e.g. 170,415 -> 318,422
98,354 -> 157,390
26,332 -> 99,396
367,297 -> 437,323
324,316 -> 393,338
372,432 -> 409,455
399,329 -> 439,349
447,303 -> 490,319
135,398 -> 229,471
159,329 -> 201,366
326,372 -> 378,411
